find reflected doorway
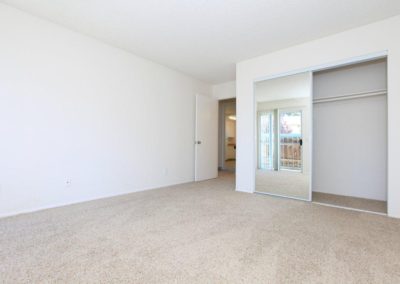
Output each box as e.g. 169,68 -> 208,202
258,109 -> 304,172
279,109 -> 303,171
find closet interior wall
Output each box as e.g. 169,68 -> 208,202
312,58 -> 387,203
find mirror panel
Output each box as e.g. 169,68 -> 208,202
254,72 -> 312,201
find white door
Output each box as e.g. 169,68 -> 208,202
195,94 -> 218,181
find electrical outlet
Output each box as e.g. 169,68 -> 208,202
66,180 -> 72,188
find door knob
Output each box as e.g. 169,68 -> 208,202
195,141 -> 202,144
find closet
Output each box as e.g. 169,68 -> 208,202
312,58 -> 387,214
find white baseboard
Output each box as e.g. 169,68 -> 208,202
0,179 -> 194,219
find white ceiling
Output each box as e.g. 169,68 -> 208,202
2,0 -> 400,83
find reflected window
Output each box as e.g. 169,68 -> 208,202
279,111 -> 302,171
258,112 -> 274,170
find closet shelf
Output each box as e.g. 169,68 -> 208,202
313,89 -> 387,104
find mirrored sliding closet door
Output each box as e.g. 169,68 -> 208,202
254,72 -> 312,201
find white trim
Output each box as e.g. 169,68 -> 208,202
220,100 -> 236,171
0,179 -> 195,219
221,102 -> 227,170
254,192 -> 387,215
309,71 -> 314,202
251,83 -> 257,193
253,51 -> 388,83
194,94 -> 199,181
255,190 -> 310,202
312,201 -> 387,216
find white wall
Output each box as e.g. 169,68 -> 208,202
313,60 -> 387,201
0,4 -> 211,217
212,81 -> 236,100
236,15 -> 400,218
255,72 -> 311,102
313,59 -> 387,99
313,95 -> 387,200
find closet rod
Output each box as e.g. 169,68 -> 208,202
313,89 -> 387,104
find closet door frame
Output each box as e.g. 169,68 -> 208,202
252,51 -> 387,204
311,59 -> 388,213
253,72 -> 313,202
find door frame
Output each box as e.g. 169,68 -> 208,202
219,99 -> 236,171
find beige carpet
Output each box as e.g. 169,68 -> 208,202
1,172 -> 400,283
256,170 -> 310,200
313,192 -> 387,214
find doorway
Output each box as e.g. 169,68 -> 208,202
218,99 -> 236,172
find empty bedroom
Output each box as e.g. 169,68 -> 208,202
1,1 -> 400,283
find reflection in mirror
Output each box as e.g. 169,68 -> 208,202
224,102 -> 236,171
254,72 -> 312,200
